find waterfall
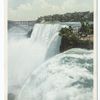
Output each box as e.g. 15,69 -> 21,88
31,24 -> 61,47
8,23 -> 62,99
31,24 -> 61,59
8,23 -> 93,100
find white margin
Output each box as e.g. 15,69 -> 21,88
98,0 -> 100,100
0,0 -> 99,100
0,0 -> 5,100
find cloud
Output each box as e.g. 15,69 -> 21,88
8,3 -> 33,20
8,0 -> 33,9
8,0 -> 93,20
46,0 -> 65,5
62,0 -> 93,12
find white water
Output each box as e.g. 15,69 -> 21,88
17,48 -> 93,100
8,23 -> 93,100
8,24 -> 62,97
31,24 -> 61,59
8,26 -> 27,39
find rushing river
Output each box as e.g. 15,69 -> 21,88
8,23 -> 93,100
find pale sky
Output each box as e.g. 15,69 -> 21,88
8,0 -> 93,21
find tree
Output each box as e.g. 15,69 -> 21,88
59,27 -> 79,51
78,21 -> 93,37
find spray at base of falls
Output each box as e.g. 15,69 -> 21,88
8,24 -> 62,97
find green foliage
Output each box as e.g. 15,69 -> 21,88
59,27 -> 79,48
79,21 -> 93,37
78,40 -> 93,49
88,24 -> 93,35
37,12 -> 93,22
59,26 -> 93,52
59,27 -> 79,40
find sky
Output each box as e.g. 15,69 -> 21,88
8,0 -> 93,21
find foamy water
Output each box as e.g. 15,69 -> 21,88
17,48 -> 93,100
8,24 -> 61,97
8,23 -> 93,100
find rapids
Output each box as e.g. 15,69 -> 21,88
17,48 -> 93,100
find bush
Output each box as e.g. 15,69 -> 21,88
78,21 -> 93,36
78,40 -> 93,49
59,27 -> 80,52
59,27 -> 79,46
59,27 -> 93,52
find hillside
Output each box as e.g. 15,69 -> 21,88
36,11 -> 93,23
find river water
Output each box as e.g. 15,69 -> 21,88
8,23 -> 93,100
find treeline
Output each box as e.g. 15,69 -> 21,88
59,22 -> 93,52
36,11 -> 93,22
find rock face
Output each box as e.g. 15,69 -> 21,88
60,37 -> 77,52
60,37 -> 93,53
78,39 -> 93,49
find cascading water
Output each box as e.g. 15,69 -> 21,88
16,48 -> 93,100
31,24 -> 61,59
8,23 -> 93,100
8,24 -> 62,99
